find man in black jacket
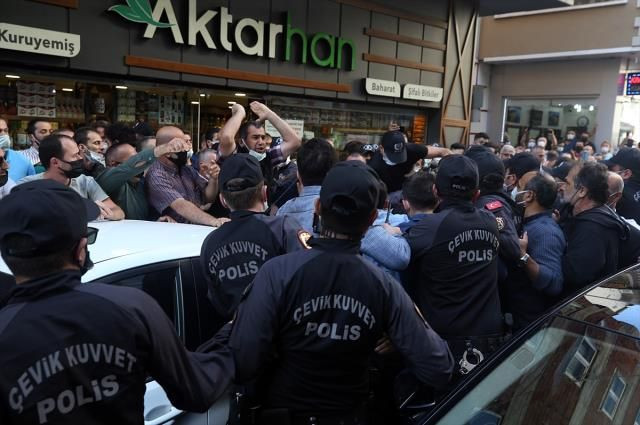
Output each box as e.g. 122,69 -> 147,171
228,161 -> 453,424
604,147 -> 640,222
0,180 -> 232,425
561,162 -> 628,295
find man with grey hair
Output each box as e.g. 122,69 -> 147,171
500,144 -> 515,161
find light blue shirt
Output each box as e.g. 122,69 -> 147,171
276,185 -> 321,234
6,149 -> 35,181
361,210 -> 410,281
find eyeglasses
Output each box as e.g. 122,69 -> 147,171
86,227 -> 99,245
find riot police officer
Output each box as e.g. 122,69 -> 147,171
0,180 -> 232,424
404,155 -> 503,369
227,161 -> 454,425
200,154 -> 305,328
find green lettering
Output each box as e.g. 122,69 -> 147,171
310,33 -> 335,68
285,12 -> 306,64
337,37 -> 356,70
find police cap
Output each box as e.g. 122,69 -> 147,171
506,153 -> 540,180
320,161 -> 379,218
380,131 -> 407,164
219,153 -> 264,192
0,180 -> 99,257
603,147 -> 640,175
435,155 -> 479,196
465,145 -> 505,180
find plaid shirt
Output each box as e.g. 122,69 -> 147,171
18,146 -> 40,166
145,160 -> 207,223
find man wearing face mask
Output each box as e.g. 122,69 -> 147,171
0,147 -> 15,201
96,138 -> 190,220
562,130 -> 577,153
560,162 -> 628,295
603,147 -> 640,222
606,171 -> 640,269
75,127 -> 106,166
218,102 -> 302,207
504,152 -> 542,205
0,118 -> 35,181
145,126 -> 228,226
508,173 -> 565,331
17,134 -> 124,221
18,119 -> 52,172
0,180 -> 234,424
199,154 -> 305,330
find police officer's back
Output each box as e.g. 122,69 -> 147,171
228,161 -> 454,424
0,181 -> 232,424
200,154 -> 305,325
405,155 -> 503,359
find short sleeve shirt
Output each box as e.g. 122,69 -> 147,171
368,144 -> 429,192
145,161 -> 206,223
17,173 -> 109,201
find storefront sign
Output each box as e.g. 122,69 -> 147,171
365,78 -> 401,98
265,119 -> 305,139
403,84 -> 443,102
108,0 -> 355,70
626,72 -> 640,95
0,23 -> 80,57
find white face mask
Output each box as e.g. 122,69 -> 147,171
537,141 -> 547,147
248,149 -> 267,162
0,134 -> 11,149
510,186 -> 519,201
187,149 -> 194,159
601,147 -> 610,154
566,134 -> 575,141
527,141 -> 536,149
382,153 -> 396,166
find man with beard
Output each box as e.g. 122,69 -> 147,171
17,134 -> 124,221
561,162 -> 628,295
145,126 -> 228,226
19,119 -> 52,172
98,138 -> 190,220
218,102 -> 301,206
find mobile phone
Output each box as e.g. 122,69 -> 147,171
581,151 -> 590,161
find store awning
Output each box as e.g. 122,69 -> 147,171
476,0 -> 573,16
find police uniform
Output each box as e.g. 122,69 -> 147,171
0,180 -> 232,425
604,148 -> 640,222
228,162 -> 454,424
404,155 -> 503,362
200,154 -> 305,323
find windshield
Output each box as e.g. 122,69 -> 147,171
435,266 -> 640,425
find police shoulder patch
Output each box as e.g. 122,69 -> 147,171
297,230 -> 312,249
485,200 -> 503,211
496,216 -> 505,231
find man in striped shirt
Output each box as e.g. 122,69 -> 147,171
19,119 -> 52,173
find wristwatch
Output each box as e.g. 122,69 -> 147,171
519,253 -> 530,267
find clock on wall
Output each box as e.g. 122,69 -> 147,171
577,116 -> 590,128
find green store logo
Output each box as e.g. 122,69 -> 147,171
108,0 -> 356,70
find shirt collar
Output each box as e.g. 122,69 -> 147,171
157,159 -> 179,175
229,210 -> 265,220
301,185 -> 321,196
523,210 -> 552,224
7,270 -> 82,305
308,237 -> 361,254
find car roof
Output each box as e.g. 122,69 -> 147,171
0,220 -> 214,281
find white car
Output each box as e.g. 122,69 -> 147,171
1,220 -> 230,425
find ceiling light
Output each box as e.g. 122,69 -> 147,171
574,104 -> 582,112
199,93 -> 205,97
227,101 -> 236,105
191,101 -> 200,105
589,105 -> 595,111
115,85 -> 128,90
62,88 -> 73,92
5,74 -> 20,79
234,93 -> 246,97
51,89 -> 56,94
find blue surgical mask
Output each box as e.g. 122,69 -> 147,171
248,149 -> 267,162
0,134 -> 11,149
382,153 -> 396,166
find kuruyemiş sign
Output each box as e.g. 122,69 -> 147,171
109,0 -> 356,70
0,23 -> 80,57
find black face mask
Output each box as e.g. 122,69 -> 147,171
0,173 -> 7,187
169,151 -> 188,168
60,159 -> 85,178
79,245 -> 94,276
574,145 -> 584,154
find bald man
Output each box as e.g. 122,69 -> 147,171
606,171 -> 640,268
606,171 -> 625,211
145,126 -> 228,226
97,138 -> 189,220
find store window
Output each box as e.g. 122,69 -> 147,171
600,371 -> 626,420
503,98 -> 598,144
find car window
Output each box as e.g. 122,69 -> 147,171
97,263 -> 182,334
434,315 -> 640,425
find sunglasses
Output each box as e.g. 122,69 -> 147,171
86,227 -> 99,245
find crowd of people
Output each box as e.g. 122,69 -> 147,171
1,104 -> 640,424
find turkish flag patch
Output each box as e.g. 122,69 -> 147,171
485,200 -> 503,211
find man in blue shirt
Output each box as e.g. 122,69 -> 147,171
511,172 -> 566,330
277,138 -> 337,233
398,171 -> 437,232
0,119 -> 35,181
